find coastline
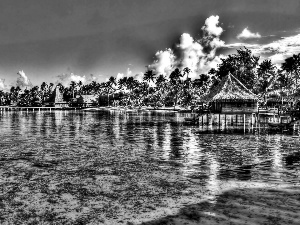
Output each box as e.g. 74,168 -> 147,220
0,106 -> 195,113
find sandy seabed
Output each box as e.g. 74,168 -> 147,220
141,185 -> 300,225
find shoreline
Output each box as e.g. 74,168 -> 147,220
0,106 -> 284,115
0,106 -> 195,113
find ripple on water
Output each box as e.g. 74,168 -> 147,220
0,110 -> 299,224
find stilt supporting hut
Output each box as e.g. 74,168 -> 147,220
200,73 -> 258,113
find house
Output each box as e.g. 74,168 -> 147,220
75,94 -> 98,107
200,73 -> 259,113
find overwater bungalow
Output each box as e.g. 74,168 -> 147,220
262,89 -> 291,109
200,73 -> 258,113
75,94 -> 98,107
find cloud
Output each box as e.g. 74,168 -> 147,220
177,33 -> 205,75
258,34 -> 300,64
16,70 -> 33,89
127,68 -> 132,76
226,33 -> 300,65
56,72 -> 89,87
148,15 -> 224,79
260,34 -> 300,55
0,78 -> 7,91
237,27 -> 261,39
133,72 -> 143,82
116,67 -> 134,81
149,48 -> 175,76
202,15 -> 223,37
225,42 -> 259,49
116,73 -> 124,81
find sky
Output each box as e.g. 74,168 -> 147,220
0,0 -> 300,90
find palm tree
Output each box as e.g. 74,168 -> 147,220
169,68 -> 183,109
126,77 -> 140,106
40,82 -> 48,102
183,67 -> 191,80
77,80 -> 83,95
143,70 -> 156,83
143,69 -> 156,98
108,76 -> 117,106
256,59 -> 276,104
118,77 -> 128,92
155,74 -> 168,107
70,81 -> 76,98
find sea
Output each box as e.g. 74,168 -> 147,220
0,109 -> 299,224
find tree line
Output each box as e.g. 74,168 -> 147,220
0,48 -> 300,109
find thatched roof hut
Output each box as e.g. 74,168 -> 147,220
201,73 -> 258,103
200,73 -> 258,113
75,94 -> 98,107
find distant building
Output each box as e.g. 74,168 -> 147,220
200,73 -> 258,113
75,94 -> 98,107
53,87 -> 69,107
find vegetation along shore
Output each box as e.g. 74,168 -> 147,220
1,49 -> 300,113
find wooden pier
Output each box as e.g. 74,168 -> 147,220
190,112 -> 300,134
0,106 -> 80,111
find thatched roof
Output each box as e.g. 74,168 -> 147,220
76,94 -> 98,104
200,73 -> 258,103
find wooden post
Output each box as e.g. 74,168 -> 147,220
225,114 -> 227,130
243,114 -> 246,133
219,114 -> 221,130
236,114 -> 238,127
207,113 -> 209,127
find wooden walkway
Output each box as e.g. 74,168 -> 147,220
0,106 -> 80,111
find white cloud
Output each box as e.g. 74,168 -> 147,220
237,27 -> 261,39
225,42 -> 259,49
148,15 -> 224,79
116,73 -> 124,81
16,70 -> 32,89
127,68 -> 132,76
202,15 -> 223,37
260,34 -> 300,55
0,78 -> 6,91
225,33 -> 300,66
177,33 -> 205,78
268,54 -> 286,65
56,73 -> 87,87
116,67 -> 134,81
134,72 -> 144,82
149,48 -> 175,76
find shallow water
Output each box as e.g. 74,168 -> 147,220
0,110 -> 299,224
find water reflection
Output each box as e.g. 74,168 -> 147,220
0,110 -> 300,192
